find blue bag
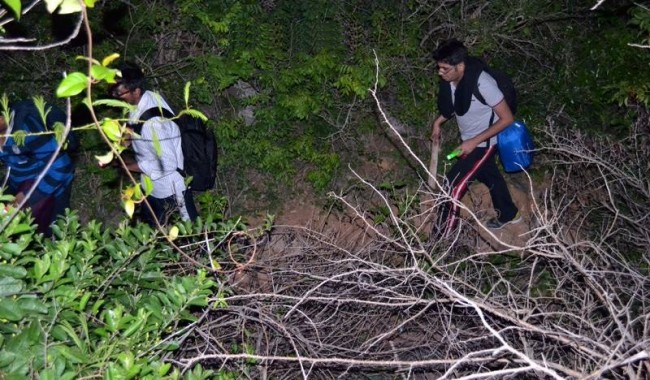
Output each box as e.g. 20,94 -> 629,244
497,120 -> 534,173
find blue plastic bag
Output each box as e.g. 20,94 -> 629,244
497,120 -> 534,173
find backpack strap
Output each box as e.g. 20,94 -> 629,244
472,80 -> 487,107
472,73 -> 497,131
129,107 -> 176,134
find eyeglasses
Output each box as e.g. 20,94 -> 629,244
437,64 -> 456,75
111,87 -> 131,98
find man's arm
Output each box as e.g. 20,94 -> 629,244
122,157 -> 141,172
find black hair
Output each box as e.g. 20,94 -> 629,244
433,39 -> 468,65
117,61 -> 147,91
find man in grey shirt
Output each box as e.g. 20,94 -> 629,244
431,39 -> 520,238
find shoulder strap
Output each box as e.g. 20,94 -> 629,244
472,71 -> 496,129
139,107 -> 175,122
473,71 -> 487,106
129,107 -> 175,134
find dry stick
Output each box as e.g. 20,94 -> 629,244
421,134 -> 440,229
428,135 -> 440,189
370,51 -> 441,231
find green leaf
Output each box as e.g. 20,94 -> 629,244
0,298 -> 24,321
91,299 -> 105,315
59,320 -> 86,351
46,0 -> 63,13
92,98 -> 133,110
117,351 -> 135,370
101,53 -> 120,67
52,344 -> 88,364
180,109 -> 208,122
0,264 -> 27,278
101,119 -> 122,141
168,226 -> 179,241
57,0 -> 83,14
131,184 -> 142,201
157,362 -> 172,377
40,368 -> 58,380
105,363 -> 123,380
4,0 -> 21,18
184,81 -> 191,107
17,297 -> 49,314
103,306 -> 123,332
0,277 -> 23,297
55,346 -> 88,363
124,200 -> 135,218
5,222 -> 32,238
33,254 -> 51,281
152,130 -> 161,157
78,292 -> 92,311
91,64 -> 118,83
0,243 -> 24,257
160,341 -> 180,351
95,151 -> 115,166
0,350 -> 17,367
50,121 -> 66,145
56,72 -> 88,98
59,372 -> 77,380
142,176 -> 154,195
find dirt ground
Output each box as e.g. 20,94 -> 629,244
267,157 -> 535,252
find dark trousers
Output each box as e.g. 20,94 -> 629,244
436,145 -> 517,237
140,190 -> 198,227
13,180 -> 72,236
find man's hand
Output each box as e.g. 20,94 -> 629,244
431,115 -> 448,142
457,138 -> 481,158
431,123 -> 441,143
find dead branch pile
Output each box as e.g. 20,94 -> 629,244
174,109 -> 650,379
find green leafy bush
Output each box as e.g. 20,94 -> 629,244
0,201 -> 236,379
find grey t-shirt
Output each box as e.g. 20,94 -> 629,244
451,72 -> 504,147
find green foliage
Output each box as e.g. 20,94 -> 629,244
1,0 -> 21,19
361,180 -> 419,230
131,1 -> 384,191
0,198 -> 243,379
630,5 -> 650,46
4,0 -> 650,206
520,5 -> 650,137
196,191 -> 229,220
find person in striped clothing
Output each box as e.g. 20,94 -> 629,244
0,99 -> 75,236
431,39 -> 520,239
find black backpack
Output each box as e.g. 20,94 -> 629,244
136,107 -> 217,191
473,63 -> 518,115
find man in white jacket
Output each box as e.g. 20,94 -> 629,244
111,62 -> 198,226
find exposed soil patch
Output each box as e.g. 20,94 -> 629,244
270,170 -> 535,251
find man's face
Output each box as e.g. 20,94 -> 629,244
111,83 -> 139,105
437,62 -> 464,83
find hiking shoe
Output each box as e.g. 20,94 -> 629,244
486,212 -> 522,230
